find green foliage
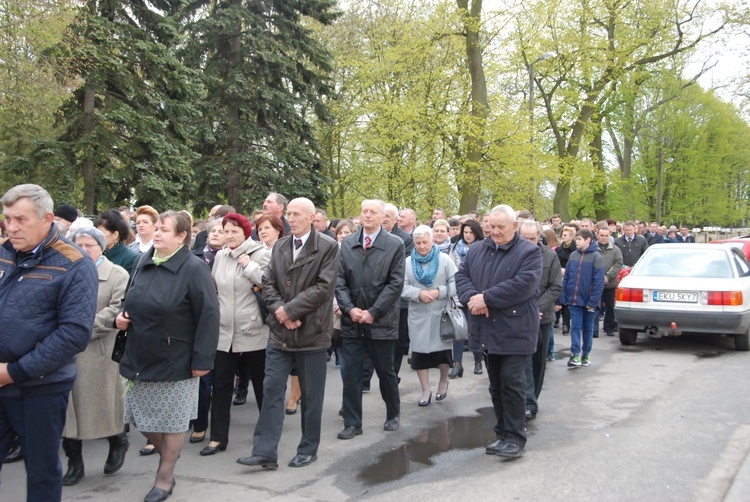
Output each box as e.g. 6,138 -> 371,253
183,0 -> 339,215
45,0 -> 204,213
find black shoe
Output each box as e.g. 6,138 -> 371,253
362,384 -> 370,393
236,455 -> 278,469
383,417 -> 400,431
189,432 -> 206,443
496,441 -> 525,458
485,439 -> 504,455
200,443 -> 227,456
139,444 -> 157,456
233,389 -> 248,406
104,433 -> 129,474
288,453 -> 317,468
286,397 -> 301,415
605,331 -> 615,337
338,408 -> 344,417
337,426 -> 363,439
474,362 -> 483,375
525,409 -> 536,421
5,444 -> 22,463
553,322 -> 559,328
62,457 -> 85,486
418,392 -> 432,407
448,365 -> 464,379
143,480 -> 175,502
436,381 -> 449,401
562,327 -> 570,335
593,333 -> 599,338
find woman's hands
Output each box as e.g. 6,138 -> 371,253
115,311 -> 131,330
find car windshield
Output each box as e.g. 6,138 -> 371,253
634,249 -> 733,279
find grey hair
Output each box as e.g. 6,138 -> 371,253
205,218 -> 223,232
490,204 -> 516,222
519,219 -> 541,235
269,192 -> 288,211
361,199 -> 386,213
412,224 -> 433,240
383,202 -> 399,217
1,184 -> 53,219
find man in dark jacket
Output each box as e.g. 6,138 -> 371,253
238,198 -> 339,469
519,221 -> 562,420
615,221 -> 649,267
455,205 -> 542,459
595,227 -> 623,337
0,184 -> 98,501
336,199 -> 405,439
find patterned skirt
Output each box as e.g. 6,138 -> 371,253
123,378 -> 199,433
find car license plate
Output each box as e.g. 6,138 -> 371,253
653,291 -> 698,303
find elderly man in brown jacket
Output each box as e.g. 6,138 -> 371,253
237,197 -> 339,470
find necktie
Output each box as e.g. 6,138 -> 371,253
363,235 -> 372,255
294,238 -> 302,250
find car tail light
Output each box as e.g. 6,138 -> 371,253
707,291 -> 743,306
616,287 -> 644,302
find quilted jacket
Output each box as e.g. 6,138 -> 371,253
0,223 -> 98,396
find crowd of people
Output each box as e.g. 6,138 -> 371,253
0,183 -> 699,501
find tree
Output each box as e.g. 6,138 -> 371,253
0,1 -> 77,200
511,0 -> 728,220
183,0 -> 339,214
37,0 -> 203,214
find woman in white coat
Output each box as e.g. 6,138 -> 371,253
402,225 -> 457,407
200,213 -> 270,456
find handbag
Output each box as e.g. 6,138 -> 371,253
111,329 -> 128,362
252,285 -> 270,324
440,297 -> 468,343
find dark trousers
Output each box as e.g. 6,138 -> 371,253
340,337 -> 400,428
0,391 -> 69,501
486,353 -> 527,446
525,323 -> 552,414
252,345 -> 327,459
601,288 -> 617,333
192,372 -> 212,433
209,348 -> 265,444
363,307 -> 410,383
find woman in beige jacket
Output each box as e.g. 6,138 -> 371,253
201,214 -> 270,456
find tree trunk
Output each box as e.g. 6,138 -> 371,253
225,0 -> 243,210
457,0 -> 488,214
82,79 -> 96,214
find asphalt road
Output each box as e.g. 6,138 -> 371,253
3,325 -> 750,501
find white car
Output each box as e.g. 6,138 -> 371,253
614,243 -> 750,351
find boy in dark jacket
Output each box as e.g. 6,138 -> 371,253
559,229 -> 605,367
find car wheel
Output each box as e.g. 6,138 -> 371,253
734,331 -> 750,351
619,328 -> 638,346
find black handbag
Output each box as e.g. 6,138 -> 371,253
111,329 -> 128,363
252,285 -> 270,324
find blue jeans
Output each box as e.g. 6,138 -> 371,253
569,305 -> 596,356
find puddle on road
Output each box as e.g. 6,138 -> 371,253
359,407 -> 497,486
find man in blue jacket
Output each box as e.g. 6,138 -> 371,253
0,184 -> 98,501
455,205 -> 542,459
560,229 -> 606,367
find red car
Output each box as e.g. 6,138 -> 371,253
710,236 -> 750,261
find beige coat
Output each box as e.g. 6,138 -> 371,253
212,238 -> 270,352
63,257 -> 129,439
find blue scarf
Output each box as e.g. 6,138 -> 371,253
454,238 -> 470,260
411,244 -> 440,286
